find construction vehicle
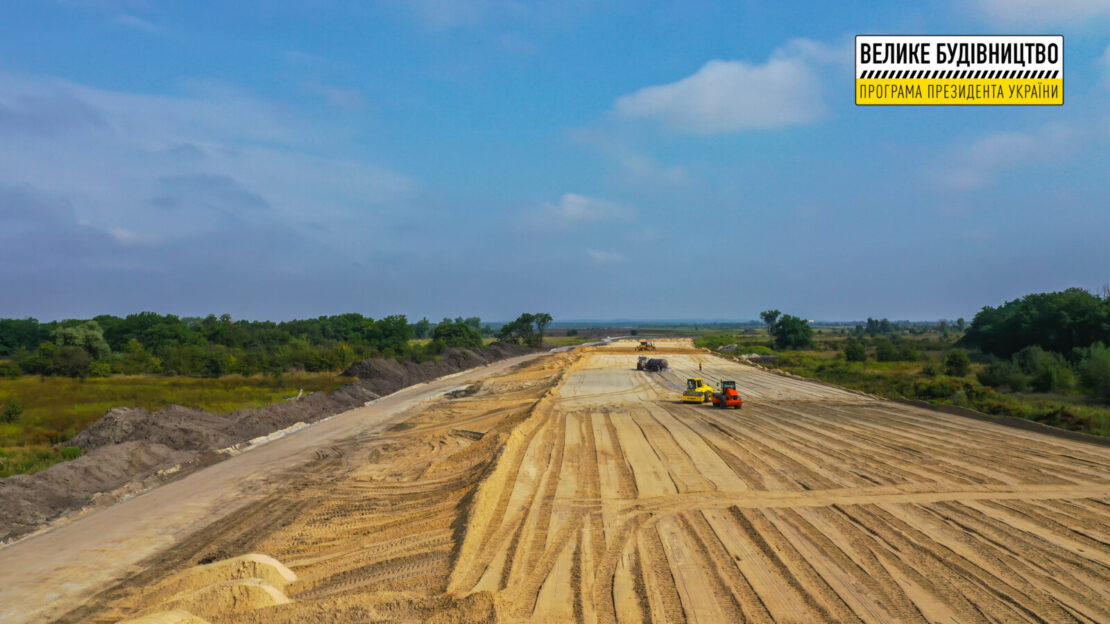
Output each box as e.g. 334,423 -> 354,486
636,356 -> 647,370
681,377 -> 715,403
643,358 -> 668,372
635,340 -> 656,351
710,380 -> 743,409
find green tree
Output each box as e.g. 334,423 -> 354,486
532,313 -> 553,346
54,321 -> 110,360
844,340 -> 866,362
1078,343 -> 1110,401
772,315 -> 813,350
567,329 -> 579,337
875,340 -> 897,362
53,346 -> 92,378
497,313 -> 550,347
960,288 -> 1110,357
760,310 -> 781,337
433,321 -> 483,348
119,338 -> 160,375
412,317 -> 432,339
943,349 -> 971,377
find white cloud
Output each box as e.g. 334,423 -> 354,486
572,129 -> 690,186
932,123 -> 1081,191
532,193 -> 631,228
0,71 -> 415,258
971,0 -> 1110,26
304,83 -> 366,110
398,0 -> 494,29
615,152 -> 689,185
612,39 -> 845,135
1100,45 -> 1110,88
113,14 -> 159,33
585,249 -> 625,264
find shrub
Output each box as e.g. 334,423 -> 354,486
844,340 -> 866,362
60,446 -> 81,460
897,344 -> 920,361
1031,363 -> 1074,393
875,340 -> 897,362
739,345 -> 774,355
944,349 -> 971,377
0,361 -> 21,378
88,362 -> 113,378
1,398 -> 23,423
1079,343 -> 1110,401
978,358 -> 1029,392
52,346 -> 92,377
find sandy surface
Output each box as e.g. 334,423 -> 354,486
0,350 -> 547,624
11,339 -> 1110,623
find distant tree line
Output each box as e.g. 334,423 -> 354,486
0,311 -> 549,378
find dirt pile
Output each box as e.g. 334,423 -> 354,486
0,441 -> 193,539
342,342 -> 535,394
60,351 -> 570,623
0,343 -> 538,543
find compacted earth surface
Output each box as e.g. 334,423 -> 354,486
4,339 -> 1110,623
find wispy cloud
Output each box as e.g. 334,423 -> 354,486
585,249 -> 625,265
1100,44 -> 1110,88
530,193 -> 632,229
0,71 -> 418,308
931,123 -> 1081,191
396,0 -> 494,30
113,13 -> 160,33
304,82 -> 366,110
612,39 -> 846,135
572,129 -> 689,186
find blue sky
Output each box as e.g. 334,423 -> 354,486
1,1 -> 1108,322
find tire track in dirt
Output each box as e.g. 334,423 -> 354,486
675,512 -> 757,624
724,506 -> 863,624
54,342 -> 1110,624
887,501 -> 1110,623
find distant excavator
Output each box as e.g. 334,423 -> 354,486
635,340 -> 656,352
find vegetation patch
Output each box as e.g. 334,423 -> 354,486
0,373 -> 351,477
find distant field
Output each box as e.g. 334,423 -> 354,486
542,336 -> 592,346
0,373 -> 353,477
407,338 -> 498,346
695,331 -> 1110,438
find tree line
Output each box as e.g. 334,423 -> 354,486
958,288 -> 1110,400
0,311 -> 553,378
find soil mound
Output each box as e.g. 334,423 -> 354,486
342,343 -> 534,395
0,441 -> 191,539
0,342 -> 538,542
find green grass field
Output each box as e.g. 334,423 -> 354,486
695,332 -> 1110,438
0,373 -> 353,477
542,336 -> 592,346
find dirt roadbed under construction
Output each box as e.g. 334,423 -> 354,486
8,340 -> 1110,623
